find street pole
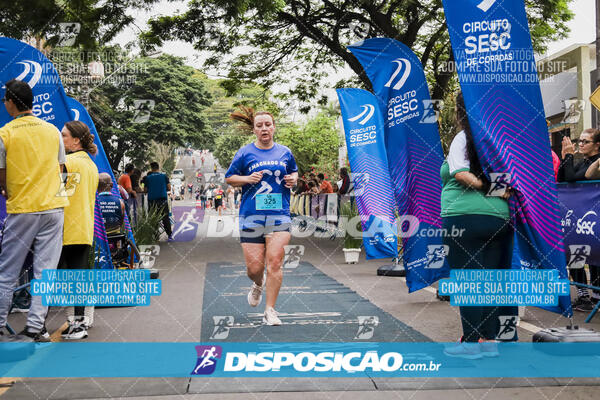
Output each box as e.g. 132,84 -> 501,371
597,0 -> 600,87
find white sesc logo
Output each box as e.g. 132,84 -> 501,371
384,58 -> 411,90
477,0 -> 497,12
14,60 -> 43,88
576,211 -> 597,236
71,108 -> 80,121
348,104 -> 375,125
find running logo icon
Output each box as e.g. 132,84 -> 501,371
425,245 -> 448,269
420,100 -> 443,124
132,99 -> 155,123
139,245 -> 160,268
496,316 -> 517,341
56,22 -> 81,46
355,316 -> 379,339
384,58 -> 411,90
567,245 -> 591,269
191,345 -> 222,375
487,173 -> 510,197
210,316 -> 234,339
283,245 -> 304,269
57,172 -> 81,197
348,104 -> 375,125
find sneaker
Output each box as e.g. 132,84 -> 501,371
19,326 -> 51,343
0,327 -> 14,342
247,282 -> 263,307
443,342 -> 482,359
479,340 -> 499,357
263,307 -> 282,326
61,318 -> 77,338
574,298 -> 595,312
63,318 -> 89,340
10,306 -> 30,313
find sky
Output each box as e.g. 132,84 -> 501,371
544,0 -> 595,56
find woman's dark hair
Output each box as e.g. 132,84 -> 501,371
4,79 -> 33,111
583,128 -> 600,143
131,168 -> 141,189
294,178 -> 307,194
64,121 -> 98,155
455,92 -> 488,185
339,167 -> 348,178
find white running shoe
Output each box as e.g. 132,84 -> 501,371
247,282 -> 263,307
263,307 -> 282,326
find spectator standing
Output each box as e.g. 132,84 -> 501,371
317,173 -> 333,194
58,120 -> 99,340
142,162 -> 172,240
441,92 -> 512,359
131,168 -> 142,223
561,129 -> 600,311
118,164 -> 136,221
227,186 -> 235,210
338,168 -> 350,195
0,79 -> 68,342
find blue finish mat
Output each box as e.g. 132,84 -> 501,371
201,261 -> 430,342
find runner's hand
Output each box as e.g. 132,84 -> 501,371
283,174 -> 297,188
246,171 -> 263,184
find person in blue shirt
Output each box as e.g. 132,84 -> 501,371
226,111 -> 298,326
97,173 -> 125,235
142,162 -> 172,239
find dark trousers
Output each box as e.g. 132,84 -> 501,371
58,244 -> 91,317
571,265 -> 600,296
149,199 -> 172,236
443,214 -> 514,342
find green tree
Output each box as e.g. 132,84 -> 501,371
0,0 -> 158,49
143,0 -> 574,105
277,111 -> 340,176
83,53 -> 214,169
213,132 -> 253,168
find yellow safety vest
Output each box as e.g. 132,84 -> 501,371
63,151 -> 99,245
0,115 -> 69,213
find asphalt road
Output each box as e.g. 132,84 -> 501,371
2,152 -> 599,399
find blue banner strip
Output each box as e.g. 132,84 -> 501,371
1,342 -> 600,377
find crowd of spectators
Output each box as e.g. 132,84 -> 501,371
294,169 -> 350,196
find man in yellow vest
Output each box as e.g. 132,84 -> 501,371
0,79 -> 68,342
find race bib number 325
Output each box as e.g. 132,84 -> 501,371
256,193 -> 282,210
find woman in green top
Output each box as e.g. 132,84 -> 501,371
441,93 -> 513,359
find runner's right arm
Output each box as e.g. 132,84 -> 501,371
225,171 -> 263,187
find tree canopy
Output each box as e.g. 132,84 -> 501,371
71,53 -> 214,168
143,0 -> 575,105
0,0 -> 158,48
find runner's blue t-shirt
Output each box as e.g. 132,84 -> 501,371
226,142 -> 298,229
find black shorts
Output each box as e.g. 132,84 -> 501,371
240,224 -> 291,244
214,198 -> 223,208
